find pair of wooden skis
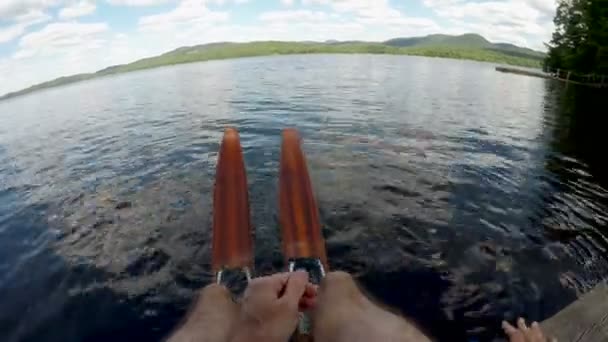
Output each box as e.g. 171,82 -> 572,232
211,127 -> 328,307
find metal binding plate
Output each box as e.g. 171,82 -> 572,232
216,267 -> 252,297
288,258 -> 325,285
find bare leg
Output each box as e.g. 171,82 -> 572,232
312,272 -> 432,342
168,284 -> 239,342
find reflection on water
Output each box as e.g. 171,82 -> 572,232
0,55 -> 607,341
539,83 -> 608,292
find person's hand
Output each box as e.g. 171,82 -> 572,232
231,271 -> 317,342
503,318 -> 556,342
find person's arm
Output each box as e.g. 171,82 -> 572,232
311,271 -> 431,342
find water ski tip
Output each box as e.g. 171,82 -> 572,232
222,127 -> 240,142
282,128 -> 302,143
212,128 -> 253,273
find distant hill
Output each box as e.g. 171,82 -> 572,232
385,33 -> 492,48
385,33 -> 544,61
1,33 -> 545,101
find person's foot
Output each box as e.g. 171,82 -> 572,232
502,318 -> 556,342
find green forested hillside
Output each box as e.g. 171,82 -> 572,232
1,34 -> 545,101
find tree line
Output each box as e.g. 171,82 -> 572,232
545,0 -> 608,75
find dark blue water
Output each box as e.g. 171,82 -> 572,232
1,55 -> 607,341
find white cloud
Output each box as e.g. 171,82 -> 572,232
253,4 -> 440,42
0,25 -> 26,43
278,0 -> 439,31
15,10 -> 52,25
106,0 -> 172,5
0,0 -> 60,20
59,1 -> 96,19
259,10 -> 329,22
281,0 -> 295,5
423,0 -> 554,49
300,0 -> 398,17
1,20 -> 156,95
0,10 -> 50,43
254,9 -> 362,40
138,0 -> 229,32
526,0 -> 556,16
15,22 -> 109,59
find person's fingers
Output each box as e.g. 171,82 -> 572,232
251,272 -> 291,296
301,283 -> 317,307
502,321 -> 526,342
502,320 -> 519,336
248,273 -> 316,301
529,321 -> 545,340
300,283 -> 317,309
517,317 -> 528,331
281,271 -> 309,307
303,283 -> 318,298
299,296 -> 316,311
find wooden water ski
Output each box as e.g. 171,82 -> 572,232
279,128 -> 328,340
279,128 -> 328,271
212,128 -> 253,286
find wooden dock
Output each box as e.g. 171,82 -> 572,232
496,66 -> 607,88
496,66 -> 552,79
541,282 -> 608,341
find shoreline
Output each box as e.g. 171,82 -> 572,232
1,47 -> 542,102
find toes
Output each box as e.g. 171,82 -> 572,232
502,320 -> 518,335
517,317 -> 528,330
529,321 -> 545,339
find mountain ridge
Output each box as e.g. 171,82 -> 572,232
1,33 -> 544,101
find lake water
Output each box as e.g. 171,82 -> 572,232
1,55 -> 607,341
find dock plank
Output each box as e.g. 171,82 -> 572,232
541,282 -> 608,342
495,66 -> 607,88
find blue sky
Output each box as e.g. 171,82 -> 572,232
0,0 -> 556,96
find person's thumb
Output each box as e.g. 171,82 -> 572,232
282,271 -> 309,308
